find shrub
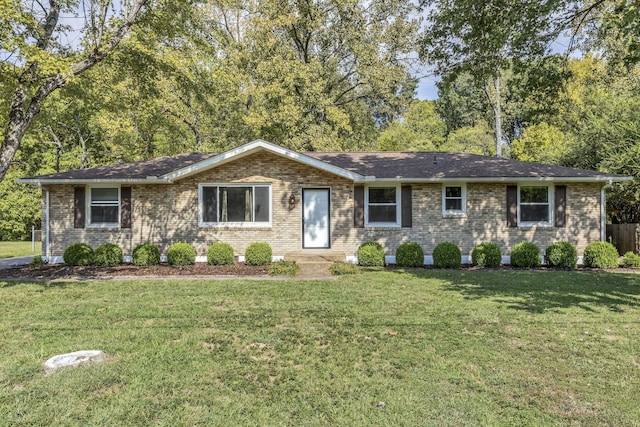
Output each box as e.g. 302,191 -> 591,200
29,256 -> 44,268
132,243 -> 161,266
245,242 -> 272,266
433,242 -> 461,269
545,241 -> 577,269
268,260 -> 300,276
395,242 -> 424,267
329,262 -> 360,275
93,243 -> 123,267
167,242 -> 196,266
357,242 -> 385,267
622,251 -> 640,268
63,243 -> 94,266
583,241 -> 619,269
471,242 -> 502,268
207,242 -> 235,265
510,242 -> 541,268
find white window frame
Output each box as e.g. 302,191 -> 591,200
442,183 -> 467,217
518,184 -> 554,227
87,185 -> 121,228
198,183 -> 272,227
364,184 -> 401,227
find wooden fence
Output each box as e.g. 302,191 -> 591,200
606,224 -> 640,255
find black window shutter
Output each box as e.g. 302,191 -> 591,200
354,185 -> 364,228
74,187 -> 85,228
554,185 -> 566,227
401,185 -> 412,227
121,186 -> 132,229
506,185 -> 518,228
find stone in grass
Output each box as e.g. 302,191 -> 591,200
44,350 -> 106,375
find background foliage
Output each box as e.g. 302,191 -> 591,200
2,0 -> 640,237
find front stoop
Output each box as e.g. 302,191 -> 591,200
284,251 -> 345,279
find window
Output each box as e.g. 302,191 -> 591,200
366,186 -> 399,226
519,185 -> 552,225
88,187 -> 120,227
200,184 -> 271,226
442,184 -> 466,216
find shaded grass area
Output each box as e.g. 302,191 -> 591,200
1,270 -> 638,425
0,241 -> 41,259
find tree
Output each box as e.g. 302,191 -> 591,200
212,0 -> 421,151
554,56 -> 640,222
0,0 -> 155,182
420,0 -> 566,156
440,123 -> 495,156
377,101 -> 445,151
510,122 -> 571,164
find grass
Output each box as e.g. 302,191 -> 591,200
1,269 -> 638,425
0,241 -> 41,259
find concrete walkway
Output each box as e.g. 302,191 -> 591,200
0,256 -> 35,269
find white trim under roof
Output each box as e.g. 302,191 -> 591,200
16,177 -> 170,185
161,139 -> 365,182
354,176 -> 632,184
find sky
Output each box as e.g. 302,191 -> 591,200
416,75 -> 440,100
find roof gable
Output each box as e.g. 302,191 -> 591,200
161,139 -> 364,182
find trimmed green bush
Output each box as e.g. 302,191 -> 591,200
471,242 -> 502,268
63,243 -> 94,266
167,242 -> 196,266
545,241 -> 577,269
357,242 -> 385,267
510,242 -> 541,268
132,243 -> 161,266
622,251 -> 640,268
584,241 -> 619,269
245,242 -> 272,266
433,242 -> 461,269
29,256 -> 44,268
395,242 -> 424,267
207,242 -> 235,265
329,262 -> 360,275
268,260 -> 300,276
94,243 -> 123,267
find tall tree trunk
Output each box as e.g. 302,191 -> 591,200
485,72 -> 503,157
494,75 -> 503,157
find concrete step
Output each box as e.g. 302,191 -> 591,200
295,261 -> 334,279
284,250 -> 346,263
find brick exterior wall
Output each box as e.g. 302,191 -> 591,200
42,152 -> 604,260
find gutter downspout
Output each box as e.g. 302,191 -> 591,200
601,180 -> 612,242
45,188 -> 50,262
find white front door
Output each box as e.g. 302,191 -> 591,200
302,189 -> 330,248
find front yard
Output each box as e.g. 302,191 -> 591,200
1,270 -> 638,425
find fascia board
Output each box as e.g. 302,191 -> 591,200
354,176 -> 632,184
16,178 -> 171,185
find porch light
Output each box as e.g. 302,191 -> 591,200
289,191 -> 299,209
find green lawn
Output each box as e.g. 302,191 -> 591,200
1,270 -> 638,425
0,241 -> 41,259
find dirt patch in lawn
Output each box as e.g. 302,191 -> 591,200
0,263 -> 270,280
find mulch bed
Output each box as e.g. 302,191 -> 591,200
1,263 -> 636,281
0,263 -> 270,280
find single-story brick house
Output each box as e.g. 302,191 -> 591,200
18,139 -> 630,264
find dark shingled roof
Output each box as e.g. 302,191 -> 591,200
21,149 -> 624,182
305,151 -> 621,179
21,152 -> 217,180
